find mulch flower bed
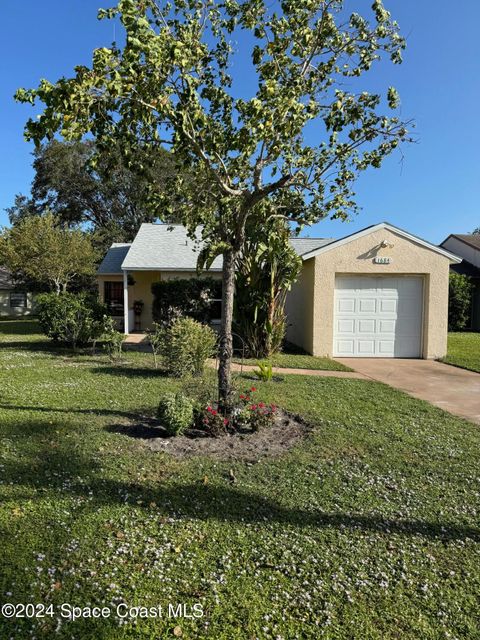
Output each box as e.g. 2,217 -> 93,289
144,408 -> 312,461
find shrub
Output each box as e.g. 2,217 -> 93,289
102,317 -> 124,362
236,386 -> 277,431
36,292 -> 108,350
254,360 -> 273,382
157,392 -> 194,436
161,317 -> 217,377
151,278 -> 221,326
449,273 -> 473,330
195,405 -> 230,436
148,322 -> 165,369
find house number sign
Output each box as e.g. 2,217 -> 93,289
373,256 -> 392,264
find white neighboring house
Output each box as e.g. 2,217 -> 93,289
97,222 -> 461,359
0,267 -> 34,318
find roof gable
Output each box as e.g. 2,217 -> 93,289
442,233 -> 480,252
301,222 -> 462,263
97,243 -> 131,275
121,224 -> 223,271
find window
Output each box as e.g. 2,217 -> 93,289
209,281 -> 222,323
10,292 -> 27,308
104,281 -> 124,315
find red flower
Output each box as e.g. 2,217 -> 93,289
250,386 -> 257,392
258,402 -> 265,408
239,394 -> 245,399
223,418 -> 229,425
211,410 -> 217,416
206,406 -> 213,413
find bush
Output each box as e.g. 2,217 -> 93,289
161,317 -> 217,377
194,405 -> 230,436
449,273 -> 473,330
148,322 -> 165,369
151,278 -> 221,326
157,393 -> 194,436
36,292 -> 108,350
102,317 -> 124,362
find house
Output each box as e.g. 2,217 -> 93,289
440,233 -> 480,330
97,222 -> 461,359
0,267 -> 34,317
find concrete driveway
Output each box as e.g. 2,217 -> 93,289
335,358 -> 480,425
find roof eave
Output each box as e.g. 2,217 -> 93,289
301,222 -> 463,263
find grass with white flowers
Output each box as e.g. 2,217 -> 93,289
0,319 -> 479,639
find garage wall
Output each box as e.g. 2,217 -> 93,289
285,259 -> 315,353
308,228 -> 451,359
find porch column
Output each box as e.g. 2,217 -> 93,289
123,270 -> 129,334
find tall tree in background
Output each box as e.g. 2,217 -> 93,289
0,213 -> 97,294
16,0 -> 412,407
6,140 -> 184,251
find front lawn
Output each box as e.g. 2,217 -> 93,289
442,332 -> 480,373
1,320 -> 479,639
233,351 -> 351,371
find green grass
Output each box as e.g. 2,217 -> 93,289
1,320 -> 479,639
442,332 -> 480,373
233,351 -> 352,371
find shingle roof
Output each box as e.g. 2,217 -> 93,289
451,234 -> 480,251
98,225 -> 333,273
290,237 -> 334,257
121,224 -> 223,271
0,267 -> 13,289
97,243 -> 131,274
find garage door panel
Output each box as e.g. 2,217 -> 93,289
334,276 -> 422,358
377,340 -> 395,355
335,339 -> 355,356
379,298 -> 397,313
358,298 -> 376,313
337,319 -> 355,333
337,298 -> 355,313
378,319 -> 396,333
358,319 -> 375,334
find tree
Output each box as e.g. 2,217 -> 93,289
6,140 -> 189,251
448,273 -> 473,331
16,0 -> 412,407
0,213 -> 97,293
234,217 -> 302,358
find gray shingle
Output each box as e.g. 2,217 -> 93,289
121,224 -> 223,271
97,243 -> 132,274
290,237 -> 334,257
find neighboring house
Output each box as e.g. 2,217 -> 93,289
440,234 -> 480,330
0,267 -> 34,317
97,222 -> 461,359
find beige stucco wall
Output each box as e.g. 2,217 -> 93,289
285,260 -> 315,353
0,290 -> 34,317
97,271 -> 222,332
286,228 -> 452,359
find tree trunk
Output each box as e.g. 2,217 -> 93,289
218,248 -> 236,410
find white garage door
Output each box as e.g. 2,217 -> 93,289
333,276 -> 423,358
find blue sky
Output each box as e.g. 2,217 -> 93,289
1,1 -> 479,243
